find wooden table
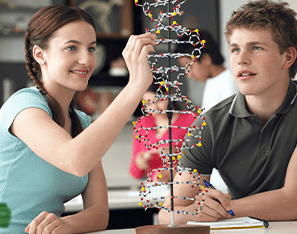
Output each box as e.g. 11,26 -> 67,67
85,221 -> 297,234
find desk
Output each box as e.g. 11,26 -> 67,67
64,190 -> 157,229
64,190 -> 141,212
84,221 -> 297,234
64,188 -> 166,229
65,186 -> 168,211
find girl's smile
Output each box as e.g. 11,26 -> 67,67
70,69 -> 89,78
40,20 -> 97,94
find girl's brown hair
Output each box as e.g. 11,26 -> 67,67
25,5 -> 96,137
225,0 -> 297,78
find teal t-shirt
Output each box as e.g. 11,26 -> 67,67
0,87 -> 90,233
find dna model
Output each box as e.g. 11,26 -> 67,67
134,0 -> 208,225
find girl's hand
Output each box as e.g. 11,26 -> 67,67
25,211 -> 70,234
135,151 -> 153,170
122,33 -> 156,87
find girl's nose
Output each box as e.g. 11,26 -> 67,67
78,50 -> 93,66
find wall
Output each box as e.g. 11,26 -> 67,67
3,0 -> 297,64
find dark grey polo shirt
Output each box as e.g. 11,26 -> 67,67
180,80 -> 297,199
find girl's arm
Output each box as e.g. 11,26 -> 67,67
61,160 -> 109,233
25,161 -> 108,233
11,34 -> 156,177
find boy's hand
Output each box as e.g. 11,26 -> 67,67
193,188 -> 233,221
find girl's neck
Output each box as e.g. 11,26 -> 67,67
42,82 -> 74,114
41,80 -> 74,133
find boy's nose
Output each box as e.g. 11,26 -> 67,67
237,51 -> 250,65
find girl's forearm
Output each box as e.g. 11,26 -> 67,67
61,204 -> 109,233
68,82 -> 150,176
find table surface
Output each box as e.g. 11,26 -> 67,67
64,186 -> 169,212
65,190 -> 297,234
84,221 -> 297,234
64,190 -> 141,212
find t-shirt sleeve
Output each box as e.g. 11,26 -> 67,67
0,88 -> 51,137
179,113 -> 214,175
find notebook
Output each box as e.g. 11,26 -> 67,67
187,217 -> 269,230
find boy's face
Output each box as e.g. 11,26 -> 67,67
229,28 -> 289,97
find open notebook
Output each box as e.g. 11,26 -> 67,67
188,217 -> 269,230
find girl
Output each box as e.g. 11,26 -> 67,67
0,5 -> 155,234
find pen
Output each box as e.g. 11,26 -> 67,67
203,179 -> 235,217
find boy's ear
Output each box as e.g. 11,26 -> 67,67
282,47 -> 297,70
33,45 -> 46,65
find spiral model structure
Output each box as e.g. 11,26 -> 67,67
134,0 -> 208,218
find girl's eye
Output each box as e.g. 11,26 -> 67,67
66,46 -> 76,51
88,47 -> 96,52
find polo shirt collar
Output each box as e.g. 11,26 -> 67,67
277,80 -> 297,114
229,80 -> 297,118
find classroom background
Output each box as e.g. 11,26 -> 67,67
1,0 -> 297,230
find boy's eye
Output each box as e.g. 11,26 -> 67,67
66,46 -> 76,51
253,46 -> 262,51
231,48 -> 240,53
88,47 -> 96,52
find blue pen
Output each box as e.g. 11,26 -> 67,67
203,179 -> 235,217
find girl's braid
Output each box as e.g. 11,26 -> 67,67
24,30 -> 65,126
24,29 -> 83,137
24,30 -> 47,95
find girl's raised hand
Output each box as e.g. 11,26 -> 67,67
122,33 -> 156,88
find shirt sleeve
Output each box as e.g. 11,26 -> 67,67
129,122 -> 146,179
174,113 -> 196,149
0,88 -> 51,138
179,113 -> 214,174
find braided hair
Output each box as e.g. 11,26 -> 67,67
24,5 -> 96,137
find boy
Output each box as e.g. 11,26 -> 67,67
159,0 -> 297,224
